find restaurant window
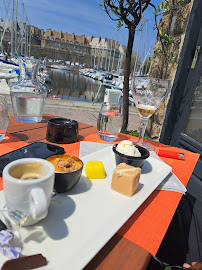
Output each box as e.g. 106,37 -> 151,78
183,66 -> 202,143
160,0 -> 202,198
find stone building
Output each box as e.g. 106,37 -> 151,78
89,36 -> 122,70
39,29 -> 124,68
40,29 -> 92,64
0,20 -> 124,68
30,26 -> 44,46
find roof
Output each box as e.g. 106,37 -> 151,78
43,29 -> 89,46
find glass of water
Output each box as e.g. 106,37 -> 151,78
0,95 -> 9,142
97,103 -> 123,141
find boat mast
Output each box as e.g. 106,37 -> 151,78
134,33 -> 141,72
26,17 -> 29,56
140,20 -> 148,73
28,26 -> 31,57
134,20 -> 143,73
100,41 -> 104,69
139,48 -> 151,75
21,2 -> 24,56
25,16 -> 28,56
111,37 -> 116,71
119,51 -> 123,71
97,39 -> 101,68
108,38 -> 112,71
117,36 -> 123,71
15,0 -> 18,55
117,50 -> 121,71
11,0 -> 14,56
104,39 -> 108,70
0,1 -> 6,51
93,46 -> 96,68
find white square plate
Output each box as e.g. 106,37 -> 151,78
0,146 -> 172,270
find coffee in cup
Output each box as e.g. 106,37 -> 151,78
3,158 -> 55,226
9,162 -> 47,180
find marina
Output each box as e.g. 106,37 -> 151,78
46,67 -> 125,104
0,61 -> 137,106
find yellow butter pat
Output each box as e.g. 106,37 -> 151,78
85,161 -> 105,179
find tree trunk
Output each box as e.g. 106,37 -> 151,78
121,27 -> 135,133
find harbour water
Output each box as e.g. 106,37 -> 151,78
47,68 -> 108,103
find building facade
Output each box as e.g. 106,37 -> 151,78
40,29 -> 92,64
89,36 -> 124,70
0,20 -> 124,69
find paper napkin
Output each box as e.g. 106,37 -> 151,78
79,141 -> 187,194
149,151 -> 187,194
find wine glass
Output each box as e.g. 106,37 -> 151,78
97,103 -> 123,141
0,95 -> 9,142
131,76 -> 170,151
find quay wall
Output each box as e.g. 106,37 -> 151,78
30,44 -> 92,65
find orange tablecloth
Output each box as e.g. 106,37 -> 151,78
0,132 -> 199,257
0,134 -> 27,190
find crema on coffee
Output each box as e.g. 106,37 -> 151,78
9,162 -> 45,180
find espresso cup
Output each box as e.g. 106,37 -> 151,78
3,158 -> 55,226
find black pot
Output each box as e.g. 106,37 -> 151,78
46,118 -> 78,144
54,164 -> 83,192
46,155 -> 83,193
112,144 -> 150,168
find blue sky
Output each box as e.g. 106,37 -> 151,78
2,0 -> 162,56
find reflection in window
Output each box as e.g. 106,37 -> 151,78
184,67 -> 202,143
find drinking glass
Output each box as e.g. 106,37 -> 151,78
0,95 -> 9,142
97,103 -> 123,141
131,76 -> 170,151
